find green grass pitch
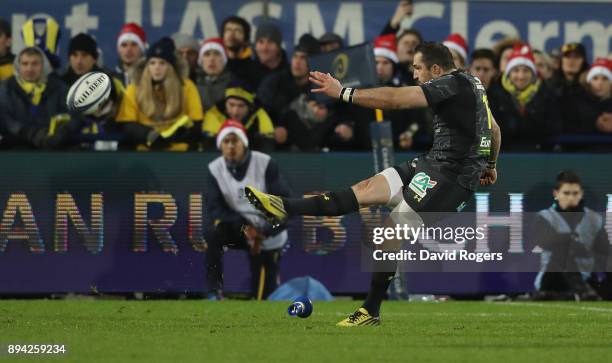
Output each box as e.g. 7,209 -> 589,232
1,300 -> 611,362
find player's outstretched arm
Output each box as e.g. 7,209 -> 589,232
309,71 -> 428,110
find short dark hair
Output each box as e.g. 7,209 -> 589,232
415,42 -> 455,70
555,170 -> 582,189
397,28 -> 422,44
471,48 -> 497,68
221,16 -> 251,42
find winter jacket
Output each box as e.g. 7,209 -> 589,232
257,69 -> 310,121
277,95 -> 357,151
561,90 -> 612,135
115,57 -> 203,151
197,69 -> 234,111
488,80 -> 562,150
225,47 -> 260,89
0,47 -> 71,149
251,50 -> 290,89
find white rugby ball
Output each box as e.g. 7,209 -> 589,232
66,71 -> 111,115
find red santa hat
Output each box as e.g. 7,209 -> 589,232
199,37 -> 227,66
586,57 -> 612,83
443,33 -> 468,62
505,43 -> 537,77
373,34 -> 398,63
117,23 -> 147,53
216,119 -> 249,149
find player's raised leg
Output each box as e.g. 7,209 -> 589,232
245,172 -> 394,226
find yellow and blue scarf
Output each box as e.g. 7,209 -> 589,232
501,74 -> 541,115
17,77 -> 47,105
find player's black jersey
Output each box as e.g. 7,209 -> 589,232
419,70 -> 492,191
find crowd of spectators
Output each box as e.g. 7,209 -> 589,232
0,0 -> 609,153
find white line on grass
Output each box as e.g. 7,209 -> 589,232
502,302 -> 612,314
317,303 -> 612,318
324,311 -> 512,317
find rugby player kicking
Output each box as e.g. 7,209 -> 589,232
245,42 -> 501,326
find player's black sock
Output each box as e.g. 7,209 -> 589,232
362,266 -> 396,317
282,188 -> 359,216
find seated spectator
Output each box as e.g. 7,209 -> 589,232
113,23 -> 147,86
62,33 -> 124,92
116,37 -> 203,151
197,38 -> 233,111
529,171 -> 609,301
21,15 -> 61,71
318,32 -> 344,53
533,49 -> 553,81
171,33 -> 199,82
488,44 -> 561,150
561,58 -> 612,138
58,34 -> 125,150
549,43 -> 589,96
0,17 -> 14,81
259,34 -> 356,151
205,120 -> 290,300
257,34 -> 319,128
549,43 -> 591,137
253,22 -> 289,88
277,94 -> 356,151
62,33 -> 100,86
222,16 -> 251,60
68,73 -> 125,151
221,16 -> 258,88
443,33 -> 468,68
203,80 -> 275,151
354,34 -> 426,150
470,48 -> 498,91
0,47 -> 73,149
380,0 -> 414,38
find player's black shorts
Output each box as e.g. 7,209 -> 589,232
392,156 -> 474,213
